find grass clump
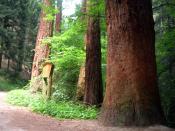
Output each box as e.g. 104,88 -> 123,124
6,89 -> 99,119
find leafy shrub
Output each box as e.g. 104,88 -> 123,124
156,30 -> 175,127
6,89 -> 99,119
44,19 -> 86,101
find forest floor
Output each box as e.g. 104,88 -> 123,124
0,91 -> 174,131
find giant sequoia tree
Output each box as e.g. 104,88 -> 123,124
84,0 -> 103,105
31,0 -> 53,78
99,0 -> 165,126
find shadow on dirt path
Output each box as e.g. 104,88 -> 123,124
0,92 -> 174,131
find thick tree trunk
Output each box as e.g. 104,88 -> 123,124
31,0 -> 53,78
55,0 -> 62,33
84,14 -> 103,105
99,0 -> 165,126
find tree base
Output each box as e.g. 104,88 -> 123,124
30,75 -> 44,93
99,107 -> 165,127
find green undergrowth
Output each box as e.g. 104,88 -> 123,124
0,77 -> 20,91
0,76 -> 23,91
6,89 -> 99,119
0,69 -> 27,91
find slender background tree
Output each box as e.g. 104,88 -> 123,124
55,0 -> 62,33
84,0 -> 103,106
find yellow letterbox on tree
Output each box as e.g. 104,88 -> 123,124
42,62 -> 54,100
42,62 -> 53,78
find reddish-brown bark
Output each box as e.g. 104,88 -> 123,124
99,0 -> 165,126
55,0 -> 62,33
84,14 -> 103,105
31,0 -> 53,78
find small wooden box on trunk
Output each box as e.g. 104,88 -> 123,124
42,62 -> 53,78
42,62 -> 54,100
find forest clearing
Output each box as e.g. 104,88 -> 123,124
0,0 -> 175,130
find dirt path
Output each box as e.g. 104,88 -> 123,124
0,92 -> 174,131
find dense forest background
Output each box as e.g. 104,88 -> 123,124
0,0 -> 175,127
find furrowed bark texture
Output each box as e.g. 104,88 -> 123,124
99,0 -> 165,126
84,15 -> 103,105
31,0 -> 53,78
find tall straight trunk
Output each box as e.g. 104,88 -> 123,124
76,0 -> 87,101
55,0 -> 62,33
31,0 -> 53,78
84,9 -> 103,105
99,0 -> 165,126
